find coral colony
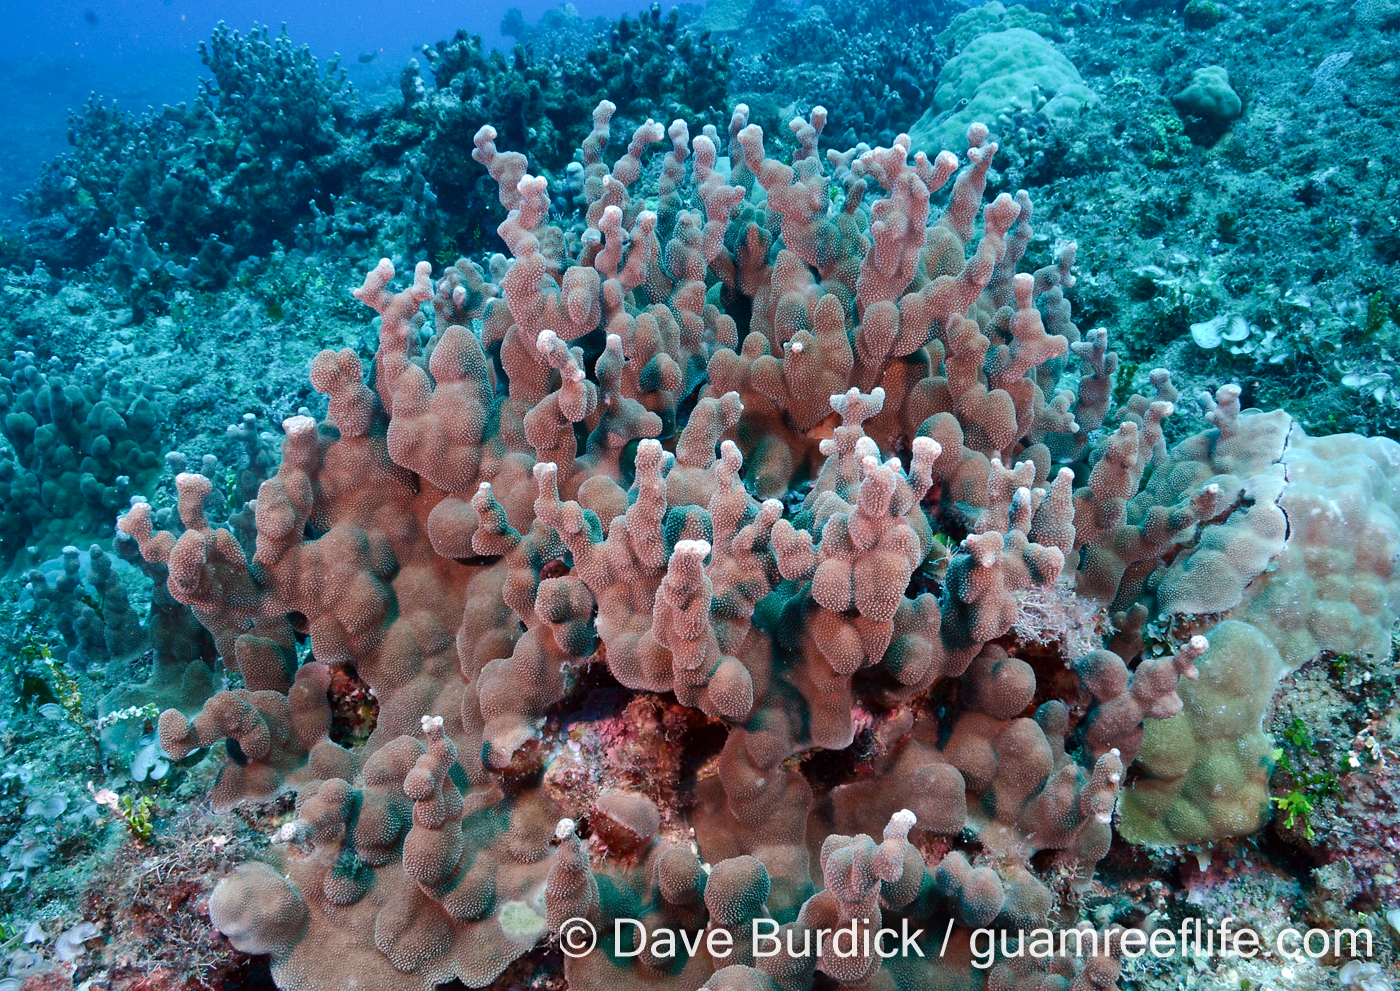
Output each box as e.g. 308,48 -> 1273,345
103,97 -> 1399,991
2,4 -> 1399,989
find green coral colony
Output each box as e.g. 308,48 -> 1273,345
1,1 -> 1399,990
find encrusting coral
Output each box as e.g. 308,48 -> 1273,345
115,100 -> 1400,990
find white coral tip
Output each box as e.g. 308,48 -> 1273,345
282,414 -> 317,436
911,435 -> 941,461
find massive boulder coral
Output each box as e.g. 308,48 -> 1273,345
910,14 -> 1096,155
117,101 -> 1397,989
1123,423 -> 1400,845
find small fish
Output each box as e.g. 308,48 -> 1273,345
83,8 -> 97,24
358,51 -> 377,64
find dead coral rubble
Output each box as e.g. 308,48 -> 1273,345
118,101 -> 1400,990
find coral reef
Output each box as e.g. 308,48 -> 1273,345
2,2 -> 1400,989
21,24 -> 353,279
11,0 -> 1400,458
724,0 -> 953,154
1045,0 -> 1400,441
16,10 -> 735,293
0,352 -> 164,566
102,91 -> 1400,990
412,2 -> 732,257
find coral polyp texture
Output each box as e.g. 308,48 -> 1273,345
116,103 -> 1400,990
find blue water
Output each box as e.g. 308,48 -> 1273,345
0,0 -> 672,222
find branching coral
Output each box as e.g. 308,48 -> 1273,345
113,100 -> 1400,990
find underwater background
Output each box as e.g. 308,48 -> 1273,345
0,0 -> 1396,989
